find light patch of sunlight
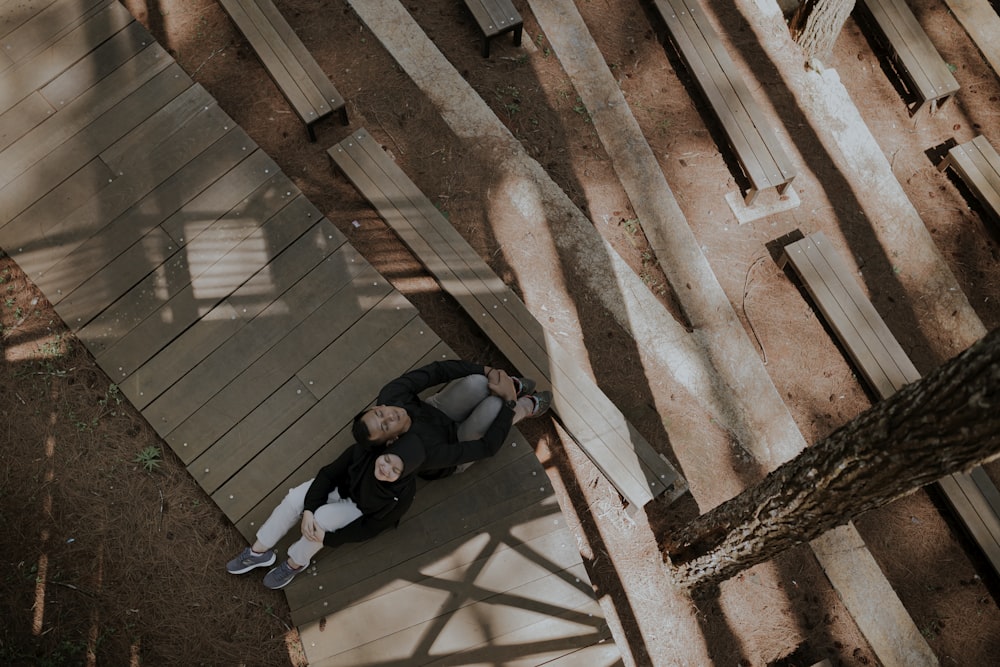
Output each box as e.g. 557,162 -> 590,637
34,424 -> 58,635
186,227 -> 270,301
285,628 -> 306,665
485,170 -> 589,361
718,561 -> 802,655
32,548 -> 48,634
87,550 -> 103,667
130,638 -> 141,666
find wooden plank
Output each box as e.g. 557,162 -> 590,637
117,211 -> 339,409
677,0 -> 780,186
249,0 -> 343,112
230,0 -> 323,114
0,2 -> 130,120
190,289 -> 414,494
217,0 -> 340,127
971,136 -> 1000,197
298,556 -> 594,662
782,235 -> 906,398
45,124 -> 265,313
857,0 -> 959,106
956,137 -> 1000,221
155,148 -> 281,249
940,0 -> 1000,86
464,0 -> 521,38
0,157 -> 114,250
73,171 -> 296,360
303,576 -> 605,666
97,79 -> 221,177
941,139 -> 1000,224
0,0 -> 58,40
937,470 -> 1000,574
152,243 -> 375,449
0,85 -> 228,268
0,42 -> 174,193
36,123 -> 255,316
421,596 -> 614,667
38,19 -> 152,109
863,0 -> 934,96
211,314 -> 439,521
0,0 -> 110,64
0,91 -> 54,153
796,234 -> 920,394
537,640 -> 623,667
331,130 -> 685,508
870,0 -> 957,99
189,374 -> 317,492
0,66 -> 195,239
93,192 -> 317,377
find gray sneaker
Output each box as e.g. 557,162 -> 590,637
514,376 -> 536,398
529,390 -> 552,417
226,547 -> 276,574
263,560 -> 303,589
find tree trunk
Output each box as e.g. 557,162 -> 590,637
789,0 -> 856,63
665,328 -> 1000,590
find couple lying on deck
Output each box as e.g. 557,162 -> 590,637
226,360 -> 552,589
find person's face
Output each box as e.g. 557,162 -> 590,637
362,405 -> 411,443
374,453 -> 404,482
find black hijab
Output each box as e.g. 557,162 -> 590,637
346,437 -> 425,519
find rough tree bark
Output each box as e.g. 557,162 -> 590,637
789,0 -> 856,63
665,328 -> 1000,589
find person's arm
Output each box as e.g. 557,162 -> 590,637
321,493 -> 415,548
302,446 -> 354,513
376,360 -> 486,406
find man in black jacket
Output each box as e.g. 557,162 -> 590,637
352,360 -> 551,477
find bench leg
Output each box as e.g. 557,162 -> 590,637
743,187 -> 760,207
512,24 -> 523,47
337,105 -> 349,126
306,122 -> 317,143
482,35 -> 491,58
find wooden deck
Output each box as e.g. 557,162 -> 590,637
0,1 -> 620,664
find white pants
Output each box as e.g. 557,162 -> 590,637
256,480 -> 362,567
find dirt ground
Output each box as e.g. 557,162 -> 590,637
3,0 -> 1000,665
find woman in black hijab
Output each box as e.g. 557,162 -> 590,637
226,438 -> 426,589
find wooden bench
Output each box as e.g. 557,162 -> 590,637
652,0 -> 796,205
329,128 -> 689,512
462,0 -> 523,57
218,0 -> 347,140
780,231 -> 1000,579
938,135 -> 1000,227
854,0 -> 960,114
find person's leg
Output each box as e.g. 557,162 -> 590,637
455,394 -> 502,441
425,374 -> 489,422
285,491 -> 363,567
228,479 -> 312,575
252,479 -> 313,552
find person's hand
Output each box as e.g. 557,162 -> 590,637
487,368 -> 516,402
301,511 -> 323,543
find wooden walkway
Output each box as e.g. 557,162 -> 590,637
0,1 -> 619,664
